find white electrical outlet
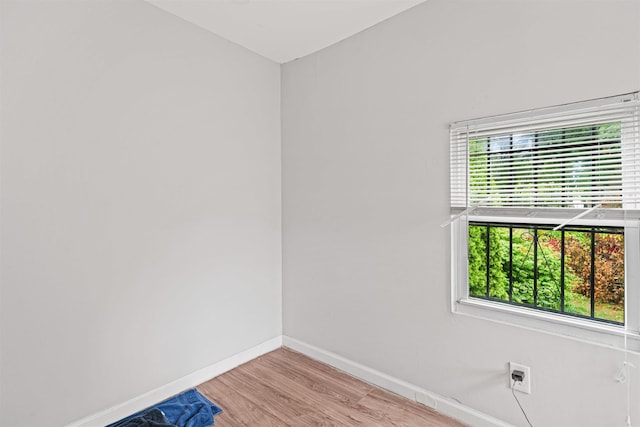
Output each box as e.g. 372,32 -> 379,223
509,362 -> 531,394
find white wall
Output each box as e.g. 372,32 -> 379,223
0,1 -> 281,426
282,1 -> 640,426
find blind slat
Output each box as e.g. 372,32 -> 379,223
450,93 -> 640,210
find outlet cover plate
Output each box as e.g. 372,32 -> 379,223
509,362 -> 531,394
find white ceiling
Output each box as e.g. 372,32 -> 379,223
145,0 -> 427,63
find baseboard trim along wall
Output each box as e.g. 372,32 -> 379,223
65,336 -> 283,427
67,334 -> 510,427
283,336 -> 514,427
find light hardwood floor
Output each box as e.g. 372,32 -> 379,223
197,347 -> 467,427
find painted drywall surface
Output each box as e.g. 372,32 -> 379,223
0,1 -> 281,425
282,1 -> 640,426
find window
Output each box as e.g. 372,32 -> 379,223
448,93 -> 640,349
468,222 -> 624,324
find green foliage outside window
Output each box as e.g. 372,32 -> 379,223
468,224 -> 625,323
468,226 -> 508,300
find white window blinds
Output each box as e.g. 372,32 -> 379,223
450,93 -> 640,211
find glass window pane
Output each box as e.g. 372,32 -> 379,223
536,229 -> 562,311
511,227 -> 534,305
468,224 -> 487,297
593,232 -> 624,323
564,230 -> 592,318
488,226 -> 509,301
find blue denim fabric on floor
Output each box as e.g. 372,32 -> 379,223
108,408 -> 174,427
107,389 -> 223,427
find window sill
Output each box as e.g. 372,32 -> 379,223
454,297 -> 640,353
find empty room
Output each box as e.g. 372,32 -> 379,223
1,0 -> 639,426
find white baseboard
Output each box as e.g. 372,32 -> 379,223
283,336 -> 513,427
67,335 -> 509,427
66,336 -> 283,427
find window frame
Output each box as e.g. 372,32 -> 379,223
451,213 -> 640,351
448,93 -> 640,351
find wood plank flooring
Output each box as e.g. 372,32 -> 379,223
197,348 -> 467,427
